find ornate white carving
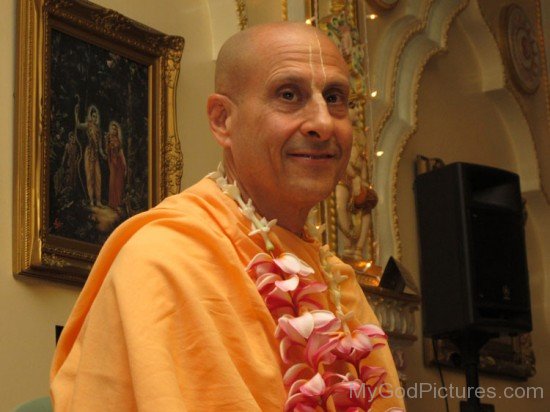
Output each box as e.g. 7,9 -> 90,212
502,3 -> 541,94
370,0 -> 469,263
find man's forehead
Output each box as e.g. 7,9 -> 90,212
266,68 -> 349,85
251,29 -> 346,63
258,41 -> 349,81
258,28 -> 340,54
264,39 -> 342,58
215,23 -> 348,96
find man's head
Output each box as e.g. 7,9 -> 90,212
207,22 -> 352,234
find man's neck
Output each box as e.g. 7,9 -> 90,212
252,199 -> 310,238
221,161 -> 310,238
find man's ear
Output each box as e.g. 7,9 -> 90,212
207,93 -> 234,148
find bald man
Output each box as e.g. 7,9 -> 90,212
51,23 -> 405,411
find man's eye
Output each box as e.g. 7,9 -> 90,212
281,90 -> 297,101
325,92 -> 347,105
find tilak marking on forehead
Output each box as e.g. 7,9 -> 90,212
313,29 -> 327,86
308,44 -> 314,88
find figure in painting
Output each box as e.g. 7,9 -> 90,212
53,131 -> 81,197
61,131 -> 81,190
74,98 -> 106,207
105,121 -> 127,210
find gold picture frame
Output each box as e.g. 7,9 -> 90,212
13,0 -> 184,285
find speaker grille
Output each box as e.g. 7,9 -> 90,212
415,162 -> 532,338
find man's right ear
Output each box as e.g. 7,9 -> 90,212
207,94 -> 234,148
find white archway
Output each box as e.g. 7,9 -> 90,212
372,0 -> 540,265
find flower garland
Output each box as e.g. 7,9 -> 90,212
208,164 -> 401,411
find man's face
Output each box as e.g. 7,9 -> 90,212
226,29 -> 352,213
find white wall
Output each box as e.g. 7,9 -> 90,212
0,0 -> 219,409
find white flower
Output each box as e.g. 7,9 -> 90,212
223,183 -> 241,200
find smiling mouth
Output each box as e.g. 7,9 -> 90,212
290,154 -> 335,159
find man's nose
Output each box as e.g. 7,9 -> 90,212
300,94 -> 334,141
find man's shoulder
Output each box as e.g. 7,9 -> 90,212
111,177 -> 245,255
154,177 -> 222,213
91,178 -> 232,263
94,180 -> 244,292
120,178 -> 230,230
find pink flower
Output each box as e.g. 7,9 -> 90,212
283,363 -> 312,387
275,276 -> 300,292
247,252 -> 314,278
273,253 -> 315,276
304,332 -> 339,369
284,373 -> 325,412
335,324 -> 387,364
277,311 -> 342,373
247,253 -> 326,316
323,371 -> 387,411
245,252 -> 392,412
284,370 -> 387,412
246,252 -> 278,275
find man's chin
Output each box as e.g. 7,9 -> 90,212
285,181 -> 335,205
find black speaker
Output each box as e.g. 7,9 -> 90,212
414,162 -> 532,338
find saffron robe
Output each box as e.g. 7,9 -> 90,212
50,178 -> 405,411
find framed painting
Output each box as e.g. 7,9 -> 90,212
13,0 -> 184,285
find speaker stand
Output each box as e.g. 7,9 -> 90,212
450,331 -> 497,412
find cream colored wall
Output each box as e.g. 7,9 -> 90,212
246,0 -> 283,25
397,12 -> 549,412
479,0 -> 550,205
0,0 -> 219,410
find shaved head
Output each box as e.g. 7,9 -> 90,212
208,21 -> 352,233
215,22 -> 340,101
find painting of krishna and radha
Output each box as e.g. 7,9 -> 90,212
49,30 -> 149,246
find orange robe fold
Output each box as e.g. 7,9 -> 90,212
51,178 -> 405,411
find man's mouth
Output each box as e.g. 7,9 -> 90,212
289,153 -> 335,159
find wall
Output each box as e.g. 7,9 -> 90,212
396,8 -> 549,412
0,0 -> 219,410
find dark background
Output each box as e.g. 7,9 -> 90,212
48,29 -> 149,245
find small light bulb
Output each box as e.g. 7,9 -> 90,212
367,14 -> 378,20
376,151 -> 384,157
370,91 -> 378,98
